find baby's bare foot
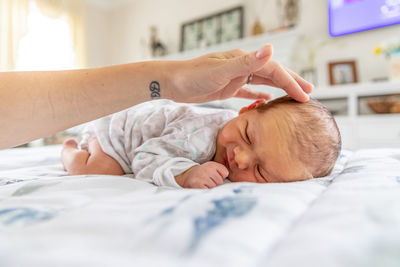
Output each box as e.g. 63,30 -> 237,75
61,139 -> 79,171
63,138 -> 78,148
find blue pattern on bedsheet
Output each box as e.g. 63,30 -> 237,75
147,186 -> 257,254
390,154 -> 400,161
187,186 -> 256,253
342,165 -> 364,174
160,206 -> 175,216
0,178 -> 40,186
149,194 -> 194,222
0,208 -> 54,226
5,179 -> 25,185
12,181 -> 60,196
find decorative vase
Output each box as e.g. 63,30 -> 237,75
389,50 -> 400,81
251,18 -> 264,36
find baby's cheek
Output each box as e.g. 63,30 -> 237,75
217,130 -> 228,144
219,129 -> 236,145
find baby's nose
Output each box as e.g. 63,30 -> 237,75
233,146 -> 251,170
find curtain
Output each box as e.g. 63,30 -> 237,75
0,0 -> 87,71
0,0 -> 30,71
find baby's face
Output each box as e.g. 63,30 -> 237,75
213,108 -> 310,183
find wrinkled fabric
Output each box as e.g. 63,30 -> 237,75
81,100 -> 236,188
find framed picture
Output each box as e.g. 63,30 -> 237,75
328,60 -> 358,85
180,6 -> 243,52
220,8 -> 243,43
181,23 -> 200,51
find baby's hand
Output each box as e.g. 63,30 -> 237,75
175,162 -> 229,189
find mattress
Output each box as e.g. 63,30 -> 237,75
0,145 -> 399,267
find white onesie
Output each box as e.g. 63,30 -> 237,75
80,100 -> 236,188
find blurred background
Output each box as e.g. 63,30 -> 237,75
1,0 -> 400,150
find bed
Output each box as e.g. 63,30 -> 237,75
1,145 -> 400,267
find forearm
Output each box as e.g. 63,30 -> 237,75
0,61 -> 178,149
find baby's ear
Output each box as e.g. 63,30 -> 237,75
238,99 -> 266,114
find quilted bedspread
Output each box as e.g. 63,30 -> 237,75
0,145 -> 400,267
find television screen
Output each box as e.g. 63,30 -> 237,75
328,0 -> 400,37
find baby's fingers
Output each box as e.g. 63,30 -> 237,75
211,165 -> 228,186
202,177 -> 218,189
215,164 -> 229,178
210,175 -> 224,186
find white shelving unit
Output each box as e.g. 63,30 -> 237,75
311,81 -> 400,150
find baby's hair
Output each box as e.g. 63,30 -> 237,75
256,95 -> 341,178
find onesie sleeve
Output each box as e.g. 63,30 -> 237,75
127,102 -> 234,188
131,151 -> 198,188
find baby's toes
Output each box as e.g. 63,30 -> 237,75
63,138 -> 78,148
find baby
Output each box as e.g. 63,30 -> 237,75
61,96 -> 341,189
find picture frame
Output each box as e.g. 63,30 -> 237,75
220,8 -> 243,43
328,60 -> 358,85
180,6 -> 243,52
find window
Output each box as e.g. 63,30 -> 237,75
16,1 -> 75,71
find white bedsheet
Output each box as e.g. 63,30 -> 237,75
0,145 -> 399,267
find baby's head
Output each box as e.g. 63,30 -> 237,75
213,96 -> 341,183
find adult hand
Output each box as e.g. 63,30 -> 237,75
170,44 -> 313,103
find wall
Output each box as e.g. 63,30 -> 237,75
108,0 -> 244,64
84,4 -> 111,68
90,0 -> 400,86
296,1 -> 399,86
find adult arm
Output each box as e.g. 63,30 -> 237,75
0,44 -> 313,149
0,61 -> 173,149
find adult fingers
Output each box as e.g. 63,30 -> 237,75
250,73 -> 313,94
233,87 -> 272,100
284,67 -> 314,94
218,44 -> 273,79
249,75 -> 279,87
254,61 -> 310,102
214,48 -> 246,59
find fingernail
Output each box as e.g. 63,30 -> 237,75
256,45 -> 272,59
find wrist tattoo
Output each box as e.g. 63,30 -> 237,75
149,81 -> 161,99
